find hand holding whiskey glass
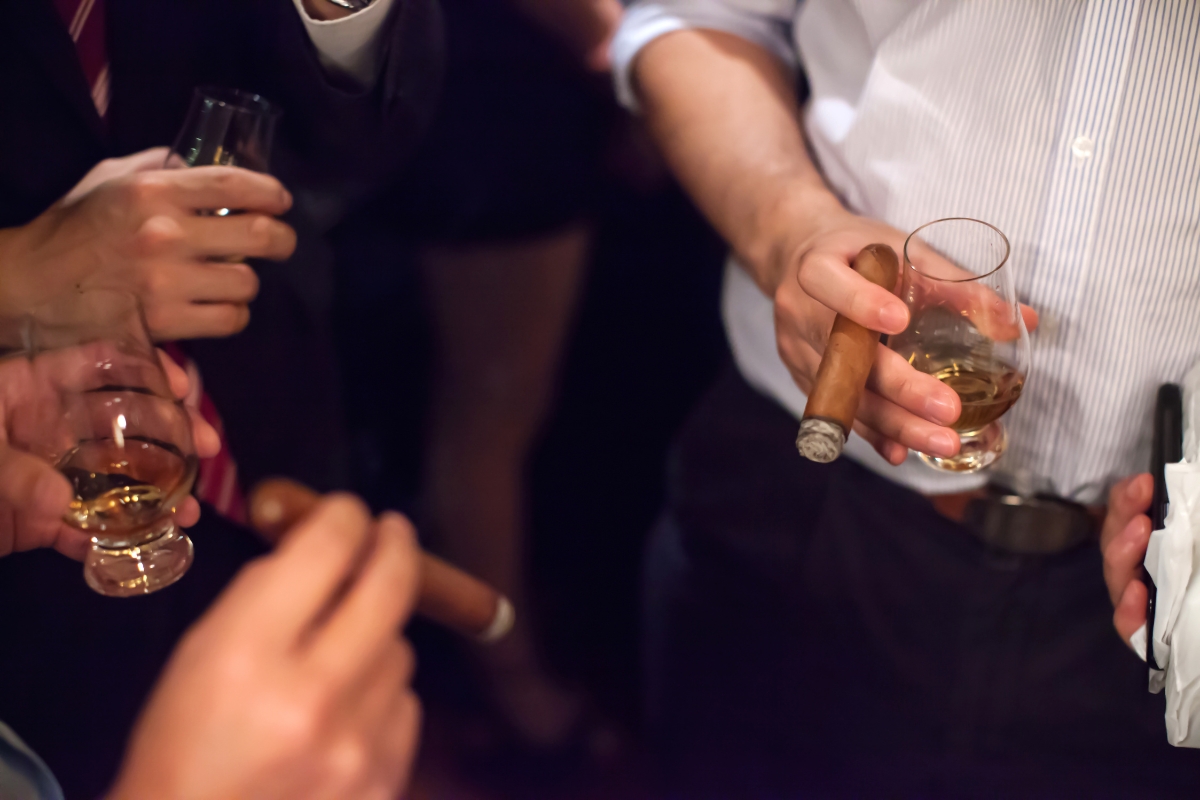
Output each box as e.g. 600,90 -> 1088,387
15,290 -> 199,596
888,218 -> 1031,472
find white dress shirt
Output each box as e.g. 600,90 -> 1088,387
293,0 -> 398,85
613,0 -> 1200,503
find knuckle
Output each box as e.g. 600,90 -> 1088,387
133,216 -> 182,257
209,168 -> 237,192
124,172 -> 166,207
247,216 -> 274,253
325,734 -> 372,785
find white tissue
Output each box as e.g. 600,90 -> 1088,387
1143,362 -> 1200,747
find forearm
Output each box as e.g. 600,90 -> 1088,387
634,29 -> 844,294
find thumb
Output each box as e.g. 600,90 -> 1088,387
62,147 -> 172,205
0,444 -> 73,555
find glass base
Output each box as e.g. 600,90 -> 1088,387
917,421 -> 1008,474
84,524 -> 193,597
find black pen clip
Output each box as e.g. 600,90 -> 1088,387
1146,384 -> 1183,674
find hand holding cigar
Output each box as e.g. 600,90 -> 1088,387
248,478 -> 514,644
796,243 -> 900,463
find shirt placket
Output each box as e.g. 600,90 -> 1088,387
1026,0 -> 1142,490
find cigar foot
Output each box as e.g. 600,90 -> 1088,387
796,418 -> 845,463
477,595 -> 516,645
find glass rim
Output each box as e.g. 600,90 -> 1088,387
903,217 -> 1011,283
194,85 -> 281,118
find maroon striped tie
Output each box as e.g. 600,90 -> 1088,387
162,344 -> 247,524
52,0 -> 110,117
52,0 -> 248,522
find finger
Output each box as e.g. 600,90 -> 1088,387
797,251 -> 909,335
0,447 -> 73,552
157,350 -> 190,400
1021,304 -> 1039,332
867,345 -> 961,426
348,640 -> 416,735
63,148 -> 173,204
778,336 -> 942,460
163,258 -> 262,305
186,407 -> 221,460
1102,512 -> 1152,607
856,388 -> 960,458
850,420 -> 908,465
163,166 -> 292,216
1103,474 -> 1154,547
181,214 -> 296,263
252,494 -> 375,639
308,512 -> 421,677
1115,579 -> 1149,646
145,301 -> 250,341
248,477 -> 322,545
371,689 -> 422,796
50,523 -> 91,561
173,496 -> 201,529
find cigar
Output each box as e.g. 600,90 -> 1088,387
795,243 -> 900,463
248,478 -> 514,645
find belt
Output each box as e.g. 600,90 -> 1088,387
928,485 -> 1103,556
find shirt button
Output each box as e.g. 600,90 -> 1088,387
1071,135 -> 1094,159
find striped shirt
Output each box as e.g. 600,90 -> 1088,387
613,0 -> 1200,503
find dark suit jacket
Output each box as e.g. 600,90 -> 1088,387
0,0 -> 443,492
0,2 -> 442,796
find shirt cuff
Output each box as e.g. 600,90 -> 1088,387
292,0 -> 398,86
611,0 -> 798,112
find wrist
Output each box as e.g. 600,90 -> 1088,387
743,179 -> 847,295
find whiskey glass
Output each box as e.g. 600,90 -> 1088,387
166,86 -> 279,173
165,87 -> 280,224
888,218 -> 1030,472
16,290 -> 198,596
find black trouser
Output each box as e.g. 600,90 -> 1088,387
644,365 -> 1200,798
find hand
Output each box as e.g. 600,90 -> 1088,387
511,0 -> 622,72
1101,473 -> 1154,646
0,148 -> 296,340
0,347 -> 218,560
108,495 -> 423,800
773,209 -> 965,464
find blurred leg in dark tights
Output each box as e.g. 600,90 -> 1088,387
421,225 -> 590,746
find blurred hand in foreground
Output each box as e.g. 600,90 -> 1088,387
107,494 -> 423,800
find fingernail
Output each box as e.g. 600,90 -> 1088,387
928,430 -> 958,456
924,394 -> 958,426
478,596 -> 516,645
255,497 -> 283,526
879,304 -> 907,333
